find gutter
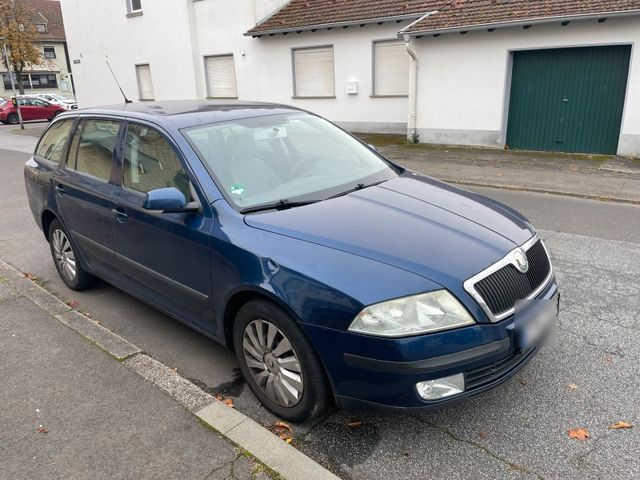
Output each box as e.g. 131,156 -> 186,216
403,9 -> 640,36
244,13 -> 425,37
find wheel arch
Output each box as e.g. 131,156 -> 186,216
41,209 -> 58,241
222,286 -> 303,350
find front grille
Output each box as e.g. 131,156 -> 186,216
465,348 -> 536,390
474,240 -> 551,317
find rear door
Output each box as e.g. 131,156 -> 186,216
17,98 -> 36,120
54,118 -> 122,280
111,121 -> 213,329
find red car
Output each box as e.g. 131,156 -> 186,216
0,96 -> 67,124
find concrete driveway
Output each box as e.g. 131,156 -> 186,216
1,125 -> 638,479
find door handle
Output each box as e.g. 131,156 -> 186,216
112,207 -> 128,223
54,184 -> 65,196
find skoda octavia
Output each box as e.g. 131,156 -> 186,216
24,101 -> 558,421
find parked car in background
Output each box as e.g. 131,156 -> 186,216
24,100 -> 558,421
0,97 -> 67,124
34,93 -> 78,110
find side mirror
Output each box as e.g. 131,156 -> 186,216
143,187 -> 200,213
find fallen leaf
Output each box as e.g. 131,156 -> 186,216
36,427 -> 48,434
567,383 -> 578,390
285,437 -> 293,444
274,421 -> 292,433
171,367 -> 177,373
24,272 -> 37,280
609,421 -> 633,430
517,378 -> 527,385
479,431 -> 486,439
223,398 -> 234,408
347,420 -> 364,428
568,428 -> 590,440
604,356 -> 614,364
215,394 -> 224,401
66,300 -> 79,308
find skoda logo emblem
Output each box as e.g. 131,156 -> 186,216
513,249 -> 529,273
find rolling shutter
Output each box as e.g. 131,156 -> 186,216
205,55 -> 238,98
374,41 -> 409,96
136,64 -> 154,100
293,47 -> 335,97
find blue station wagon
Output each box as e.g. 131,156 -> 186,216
24,101 -> 559,421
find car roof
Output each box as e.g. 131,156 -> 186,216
59,99 -> 307,129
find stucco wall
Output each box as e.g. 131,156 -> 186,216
194,0 -> 409,133
60,0 -> 199,107
412,17 -> 640,156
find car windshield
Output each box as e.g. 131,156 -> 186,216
0,99 -> 7,107
183,113 -> 398,211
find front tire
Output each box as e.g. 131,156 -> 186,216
7,113 -> 18,125
48,219 -> 94,290
233,299 -> 330,422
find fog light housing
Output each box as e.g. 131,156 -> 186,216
416,373 -> 465,400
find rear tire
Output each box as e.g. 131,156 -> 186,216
233,299 -> 330,422
48,219 -> 94,290
7,113 -> 18,125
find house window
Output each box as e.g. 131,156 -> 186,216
126,0 -> 142,13
43,46 -> 56,59
36,23 -> 48,33
204,55 -> 238,98
292,46 -> 335,98
373,41 -> 410,96
136,64 -> 154,101
3,73 -> 57,89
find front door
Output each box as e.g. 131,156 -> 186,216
111,121 -> 214,330
54,118 -> 122,280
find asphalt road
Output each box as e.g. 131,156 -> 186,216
1,129 -> 638,479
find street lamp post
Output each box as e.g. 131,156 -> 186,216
2,42 -> 24,130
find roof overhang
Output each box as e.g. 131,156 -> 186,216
402,9 -> 640,37
245,13 -> 425,37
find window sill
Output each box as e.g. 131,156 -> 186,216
370,94 -> 409,98
206,96 -> 239,100
126,10 -> 143,18
139,98 -> 155,101
291,96 -> 336,100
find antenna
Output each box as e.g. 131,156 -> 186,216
105,55 -> 132,104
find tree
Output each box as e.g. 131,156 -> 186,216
0,0 -> 42,94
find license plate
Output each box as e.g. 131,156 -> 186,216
514,294 -> 559,350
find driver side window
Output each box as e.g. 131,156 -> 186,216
123,123 -> 190,198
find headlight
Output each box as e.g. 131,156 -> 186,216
348,290 -> 475,337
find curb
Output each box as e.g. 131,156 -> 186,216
0,258 -> 338,480
437,179 -> 640,205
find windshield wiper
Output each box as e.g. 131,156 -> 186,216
240,199 -> 319,214
325,180 -> 385,200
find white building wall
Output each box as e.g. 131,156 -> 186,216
412,17 -> 640,156
59,0 -> 199,107
194,0 -> 409,133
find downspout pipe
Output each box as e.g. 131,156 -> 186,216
404,34 -> 418,143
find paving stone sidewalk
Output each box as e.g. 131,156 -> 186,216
358,134 -> 640,204
0,276 -> 273,480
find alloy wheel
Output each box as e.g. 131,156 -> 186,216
242,319 -> 304,407
52,229 -> 77,282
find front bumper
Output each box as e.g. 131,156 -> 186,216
303,279 -> 558,411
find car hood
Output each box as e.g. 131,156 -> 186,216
244,175 -> 535,287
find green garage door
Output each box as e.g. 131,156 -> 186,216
506,45 -> 631,154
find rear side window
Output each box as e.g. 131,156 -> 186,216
68,119 -> 120,182
123,123 -> 190,198
35,119 -> 73,165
